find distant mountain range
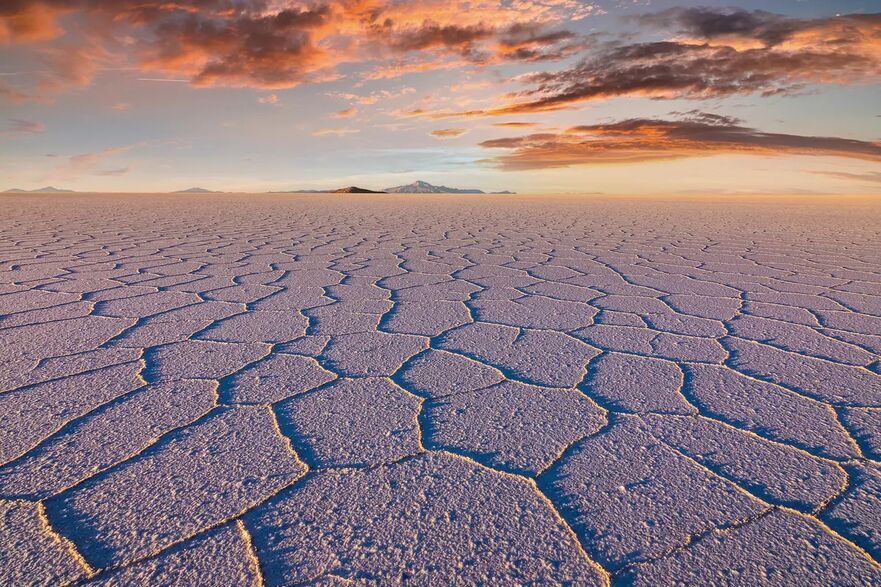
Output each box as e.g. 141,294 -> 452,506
273,181 -> 513,194
272,186 -> 384,194
3,181 -> 514,195
172,187 -> 224,193
383,180 -> 514,194
4,186 -> 75,193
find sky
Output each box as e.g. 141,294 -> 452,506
1,0 -> 880,194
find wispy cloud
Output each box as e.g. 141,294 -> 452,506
257,94 -> 280,105
46,144 -> 143,178
814,171 -> 881,184
0,81 -> 39,103
2,118 -> 45,135
329,87 -> 417,106
97,166 -> 132,176
312,127 -> 360,137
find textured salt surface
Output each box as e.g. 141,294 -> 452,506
0,192 -> 879,585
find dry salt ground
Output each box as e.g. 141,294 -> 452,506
1,192 -> 880,585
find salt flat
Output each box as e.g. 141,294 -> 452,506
1,192 -> 880,585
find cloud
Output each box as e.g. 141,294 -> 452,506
333,107 -> 358,118
112,102 -> 132,110
494,22 -> 585,62
67,146 -> 131,170
145,6 -> 334,89
0,1 -> 592,93
38,44 -> 105,90
439,9 -> 881,117
257,94 -> 280,105
633,8 -> 881,52
492,121 -> 539,128
97,166 -> 131,176
480,113 -> 881,170
430,128 -> 468,138
7,4 -> 874,113
329,87 -> 416,105
633,7 -> 804,47
331,92 -> 379,105
0,3 -> 66,44
0,81 -> 32,102
2,118 -> 45,135
450,80 -> 492,93
311,127 -> 360,137
815,171 -> 881,184
379,22 -> 495,55
47,144 -> 142,178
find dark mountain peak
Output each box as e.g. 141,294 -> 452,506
333,186 -> 386,193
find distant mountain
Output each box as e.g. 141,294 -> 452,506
333,186 -> 385,193
173,187 -> 223,193
40,186 -> 75,192
383,180 -> 486,194
270,186 -> 386,193
4,186 -> 75,193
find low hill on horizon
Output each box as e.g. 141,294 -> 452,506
172,187 -> 224,193
4,186 -> 75,193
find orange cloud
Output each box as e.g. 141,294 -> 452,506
0,3 -> 67,44
38,44 -> 106,90
493,121 -> 539,128
0,0 -> 591,94
481,113 -> 881,169
333,107 -> 358,118
430,127 -> 468,138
